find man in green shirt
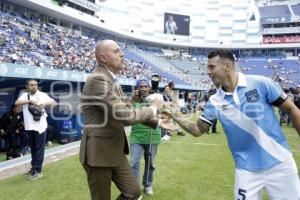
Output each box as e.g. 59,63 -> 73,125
130,79 -> 161,196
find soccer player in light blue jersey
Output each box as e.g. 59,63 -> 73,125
164,49 -> 300,200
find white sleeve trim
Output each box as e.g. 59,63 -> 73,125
199,116 -> 213,125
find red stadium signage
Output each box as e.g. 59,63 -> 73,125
263,36 -> 300,44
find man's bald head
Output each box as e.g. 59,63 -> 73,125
95,40 -> 113,64
95,40 -> 124,74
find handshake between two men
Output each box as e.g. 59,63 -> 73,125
152,96 -> 211,137
147,94 -> 176,132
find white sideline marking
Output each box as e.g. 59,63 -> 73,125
285,133 -> 299,137
0,141 -> 80,172
164,141 -> 219,146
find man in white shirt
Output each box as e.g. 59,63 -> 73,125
15,79 -> 57,180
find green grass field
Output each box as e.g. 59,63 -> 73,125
0,141 -> 61,162
0,113 -> 299,200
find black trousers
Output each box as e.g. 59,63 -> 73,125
28,130 -> 46,172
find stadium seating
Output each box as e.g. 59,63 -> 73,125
126,46 -> 190,85
259,5 -> 291,18
239,59 -> 300,87
0,9 -> 190,85
0,5 -> 299,89
291,4 -> 300,15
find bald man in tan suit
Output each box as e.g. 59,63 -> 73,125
80,40 -> 170,200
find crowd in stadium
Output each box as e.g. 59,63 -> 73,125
1,6 -> 300,89
1,0 -> 300,199
0,8 -> 157,82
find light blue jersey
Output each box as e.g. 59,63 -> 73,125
201,73 -> 291,171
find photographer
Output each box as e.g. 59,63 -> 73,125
15,79 -> 57,180
130,79 -> 162,196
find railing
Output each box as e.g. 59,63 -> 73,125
262,27 -> 300,35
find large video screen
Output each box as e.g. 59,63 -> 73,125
164,12 -> 190,36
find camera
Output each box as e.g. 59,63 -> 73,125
150,74 -> 160,94
146,74 -> 164,102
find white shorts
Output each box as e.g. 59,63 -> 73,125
234,157 -> 300,200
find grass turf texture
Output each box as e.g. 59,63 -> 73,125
0,113 -> 299,200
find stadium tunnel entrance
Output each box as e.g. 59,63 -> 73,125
0,76 -> 86,144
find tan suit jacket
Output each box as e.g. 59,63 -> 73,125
80,67 -> 157,167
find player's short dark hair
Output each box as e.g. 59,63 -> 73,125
168,81 -> 174,88
207,49 -> 235,63
26,79 -> 37,86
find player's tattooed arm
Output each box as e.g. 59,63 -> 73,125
172,113 -> 210,137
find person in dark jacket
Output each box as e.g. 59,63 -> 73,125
0,104 -> 26,159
